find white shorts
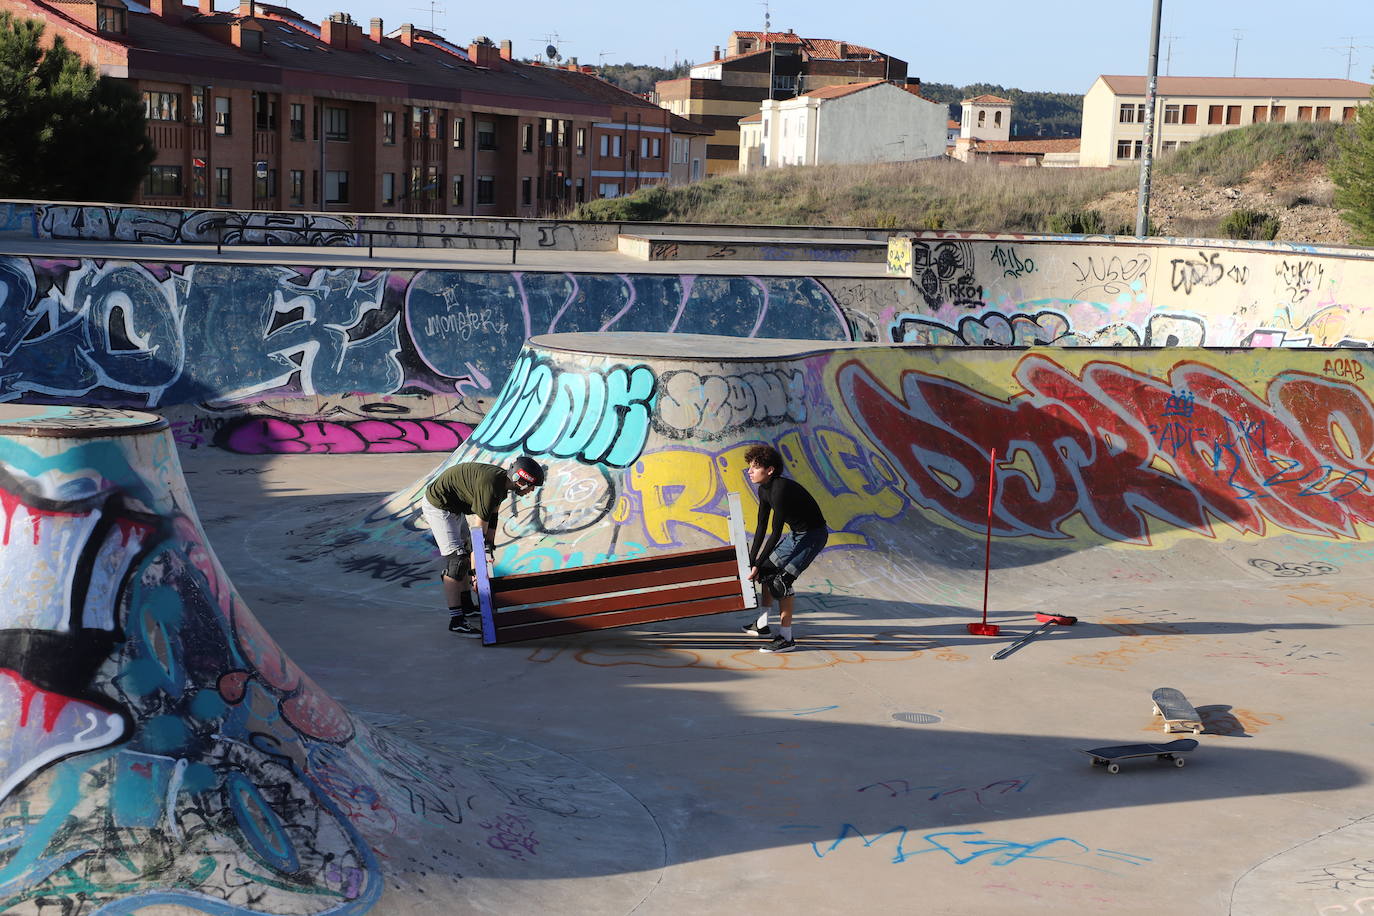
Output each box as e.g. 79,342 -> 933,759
420,497 -> 471,556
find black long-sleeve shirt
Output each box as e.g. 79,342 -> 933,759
749,476 -> 827,566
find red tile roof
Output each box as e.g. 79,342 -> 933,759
800,79 -> 884,100
968,138 -> 1080,153
540,67 -> 713,134
963,94 -> 1012,105
729,31 -> 884,59
1098,75 -> 1372,98
738,111 -> 762,123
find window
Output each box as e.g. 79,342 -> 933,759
425,165 -> 440,200
522,123 -> 534,152
1226,105 -> 1240,125
977,110 -> 985,127
598,182 -> 620,198
142,91 -> 181,122
381,173 -> 395,205
435,111 -> 446,141
994,111 -> 1002,127
1161,140 -> 1179,153
1163,104 -> 1180,124
452,116 -> 465,149
576,127 -> 586,155
1345,107 -> 1358,122
451,174 -> 464,206
1182,104 -> 1198,124
1116,139 -> 1143,159
640,137 -> 648,157
575,177 -> 584,202
192,159 -> 206,199
476,176 -> 495,205
311,169 -> 318,204
1316,106 -> 1331,121
240,29 -> 262,53
383,111 -> 395,145
289,169 -> 304,204
772,74 -> 795,93
215,167 -> 231,205
254,168 -> 276,200
289,103 -> 304,140
672,136 -> 688,163
191,86 -> 205,123
651,137 -> 661,158
1207,105 -> 1223,124
96,4 -> 125,32
1271,106 -> 1286,122
691,158 -> 701,181
144,165 -> 182,197
599,134 -> 608,156
214,96 -> 231,135
408,166 -> 421,200
1252,105 -> 1268,122
1298,106 -> 1313,122
477,119 -> 496,150
521,176 -> 532,205
325,106 -> 349,140
325,170 -> 349,203
557,120 -> 568,147
253,92 -> 276,130
612,135 -> 622,156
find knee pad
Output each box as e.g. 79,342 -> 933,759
444,551 -> 471,580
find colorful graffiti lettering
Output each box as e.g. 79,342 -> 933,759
806,823 -> 1150,871
219,417 -> 473,454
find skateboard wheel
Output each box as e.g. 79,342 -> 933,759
1192,727 -> 1202,735
1174,757 -> 1186,768
1152,705 -> 1161,715
1107,763 -> 1120,774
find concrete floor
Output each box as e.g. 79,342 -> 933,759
180,443 -> 1374,915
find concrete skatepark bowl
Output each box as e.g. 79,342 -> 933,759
2,211 -> 1374,914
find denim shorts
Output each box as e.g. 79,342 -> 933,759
767,528 -> 828,580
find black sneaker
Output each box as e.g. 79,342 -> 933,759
448,615 -> 481,637
759,636 -> 796,654
742,622 -> 772,637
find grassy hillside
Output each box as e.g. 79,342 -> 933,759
569,121 -> 1345,238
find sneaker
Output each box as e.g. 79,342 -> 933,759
448,615 -> 481,637
759,636 -> 797,654
766,574 -> 794,599
742,622 -> 772,637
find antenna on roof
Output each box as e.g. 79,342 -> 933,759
409,0 -> 443,32
528,31 -> 566,63
761,0 -> 770,33
1230,28 -> 1248,77
1325,36 -> 1373,80
1161,33 -> 1181,76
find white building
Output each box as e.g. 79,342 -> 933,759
1080,75 -> 1372,168
737,79 -> 947,172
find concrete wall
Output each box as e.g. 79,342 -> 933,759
816,84 -> 947,163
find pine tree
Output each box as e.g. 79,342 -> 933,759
0,12 -> 155,202
1331,82 -> 1374,246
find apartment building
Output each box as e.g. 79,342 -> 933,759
1,0 -> 710,214
1080,75 -> 1372,168
655,29 -> 907,177
738,79 -> 944,172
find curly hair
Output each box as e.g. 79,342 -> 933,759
743,444 -> 783,474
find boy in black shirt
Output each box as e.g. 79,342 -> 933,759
420,455 -> 544,636
741,444 -> 828,653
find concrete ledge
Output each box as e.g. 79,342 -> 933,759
618,233 -> 888,263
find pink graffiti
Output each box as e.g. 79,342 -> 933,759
840,356 -> 1374,545
222,417 -> 472,454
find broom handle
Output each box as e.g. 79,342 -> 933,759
982,447 -> 996,625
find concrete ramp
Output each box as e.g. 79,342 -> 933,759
0,406 -> 662,913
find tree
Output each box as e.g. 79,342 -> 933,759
0,12 -> 154,202
1331,83 -> 1374,245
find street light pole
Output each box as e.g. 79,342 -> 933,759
1135,0 -> 1163,238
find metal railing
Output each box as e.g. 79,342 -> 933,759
211,220 -> 520,263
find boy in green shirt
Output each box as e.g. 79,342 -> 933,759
420,455 -> 545,635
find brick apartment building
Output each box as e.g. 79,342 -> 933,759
0,0 -> 710,214
655,30 -> 908,177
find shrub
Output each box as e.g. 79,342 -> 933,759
1044,209 -> 1109,235
1218,208 -> 1280,240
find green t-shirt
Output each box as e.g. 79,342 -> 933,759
425,462 -> 508,523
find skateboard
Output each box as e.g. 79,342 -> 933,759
1152,686 -> 1203,734
1081,739 -> 1198,774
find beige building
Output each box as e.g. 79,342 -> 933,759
1080,75 -> 1372,168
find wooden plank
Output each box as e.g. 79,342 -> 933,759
490,594 -> 746,644
494,579 -> 740,626
494,558 -> 740,607
490,546 -> 735,593
726,491 -> 758,610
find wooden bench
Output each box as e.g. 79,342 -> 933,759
472,493 -> 757,646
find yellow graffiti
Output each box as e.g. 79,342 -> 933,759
887,236 -> 914,277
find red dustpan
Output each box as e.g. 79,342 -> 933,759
967,446 -> 1000,637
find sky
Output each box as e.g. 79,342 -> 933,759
275,0 -> 1374,94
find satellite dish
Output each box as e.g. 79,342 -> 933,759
546,44 -> 558,60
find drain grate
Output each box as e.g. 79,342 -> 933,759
892,712 -> 942,725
